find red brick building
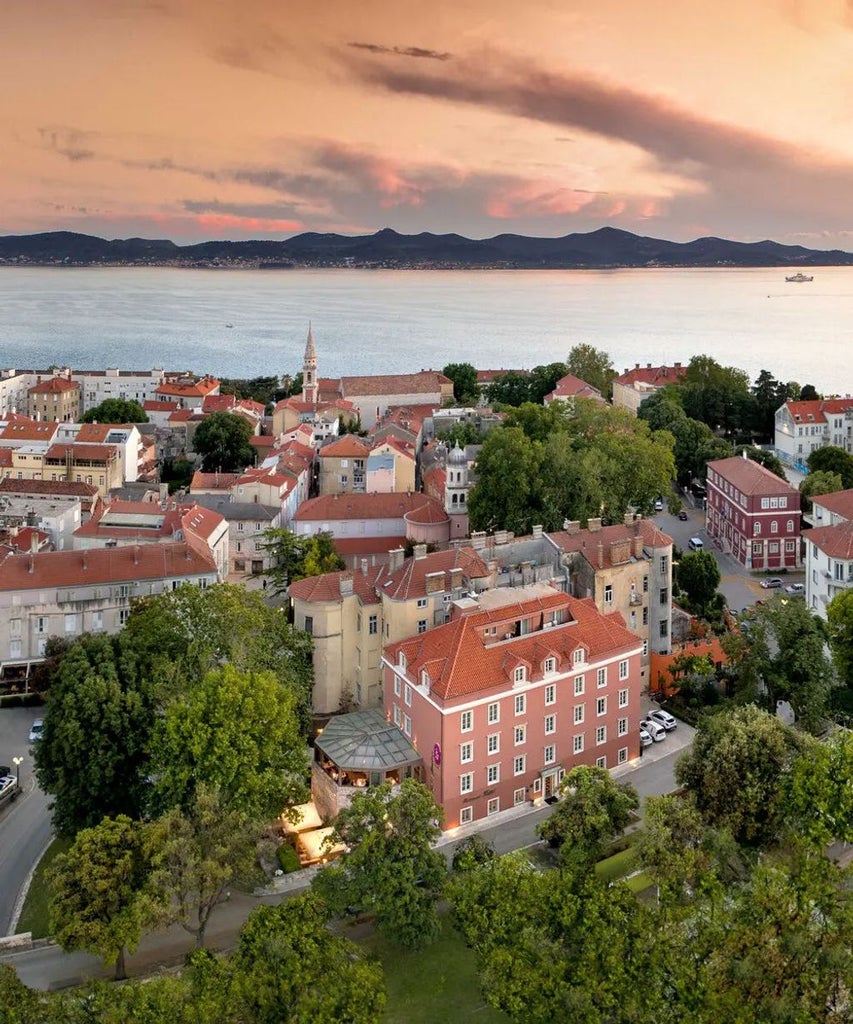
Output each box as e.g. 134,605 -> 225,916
705,455 -> 801,571
382,583 -> 643,830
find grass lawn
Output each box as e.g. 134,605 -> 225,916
362,915 -> 507,1024
16,836 -> 71,939
594,844 -> 640,882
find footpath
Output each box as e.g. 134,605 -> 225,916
0,735 -> 690,992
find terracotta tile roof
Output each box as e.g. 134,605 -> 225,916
812,488 -> 853,522
289,564 -> 385,604
143,400 -> 179,412
0,421 -> 59,443
294,492 -> 444,523
547,519 -> 671,566
7,528 -> 51,553
615,364 -> 686,387
0,449 -> 12,467
155,376 -> 220,399
333,536 -> 409,557
0,478 -> 98,499
0,542 -> 216,592
476,369 -> 530,383
810,519 -> 853,560
190,471 -> 241,491
783,398 -> 853,425
180,504 -> 226,542
202,394 -> 237,413
381,546 -> 490,601
167,409 -> 193,423
708,456 -> 798,498
422,465 -> 446,503
250,435 -> 277,450
388,589 -> 639,700
379,404 -> 435,430
404,502 -> 449,526
546,373 -> 602,401
372,436 -> 415,459
45,443 -> 119,462
28,377 -> 79,394
340,371 -> 451,398
74,423 -> 112,443
236,398 -> 266,416
318,436 -> 371,458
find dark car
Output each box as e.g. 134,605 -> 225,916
678,510 -> 689,521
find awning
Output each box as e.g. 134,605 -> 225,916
281,801 -> 322,834
298,827 -> 345,863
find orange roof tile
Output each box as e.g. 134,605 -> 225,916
289,564 -> 385,604
381,546 -> 490,601
190,471 -> 241,491
340,371 -> 451,398
318,436 -> 371,458
294,492 -> 444,522
708,456 -> 799,498
45,443 -> 119,462
813,488 -> 853,521
810,520 -> 853,560
615,364 -> 687,387
0,421 -> 59,442
28,377 -> 79,395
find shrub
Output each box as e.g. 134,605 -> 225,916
276,843 -> 301,873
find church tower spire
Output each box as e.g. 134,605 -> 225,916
302,321 -> 318,405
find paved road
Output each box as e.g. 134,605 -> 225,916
0,707 -> 52,937
2,735 -> 687,991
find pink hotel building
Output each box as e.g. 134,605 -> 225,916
382,583 -> 643,830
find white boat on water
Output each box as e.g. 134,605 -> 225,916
785,272 -> 813,282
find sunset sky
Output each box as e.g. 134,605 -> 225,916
4,0 -> 853,246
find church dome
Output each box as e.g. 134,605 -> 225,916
447,444 -> 467,465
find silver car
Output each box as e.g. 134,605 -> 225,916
647,709 -> 677,731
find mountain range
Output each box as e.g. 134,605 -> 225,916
1,226 -> 851,269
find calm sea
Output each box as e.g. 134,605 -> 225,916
0,266 -> 851,393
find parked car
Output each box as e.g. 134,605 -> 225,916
639,727 -> 653,748
28,719 -> 44,745
647,708 -> 677,731
678,510 -> 689,521
760,577 -> 783,589
0,774 -> 20,809
640,718 -> 666,742
784,583 -> 805,594
654,499 -> 664,512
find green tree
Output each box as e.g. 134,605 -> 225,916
151,665 -> 308,819
827,589 -> 853,686
258,528 -> 345,596
800,383 -> 820,401
503,400 -> 570,443
193,411 -> 254,472
807,445 -> 853,488
48,815 -> 158,980
441,362 -> 480,405
486,370 -> 532,407
314,780 -> 446,949
536,765 -> 639,873
232,893 -> 386,1024
450,834 -> 496,873
675,549 -> 722,616
787,730 -> 853,848
800,469 -> 843,514
467,426 -> 543,534
749,369 -> 788,441
736,597 -> 833,733
300,533 -> 346,579
34,633 -> 157,835
0,964 -> 43,1024
81,398 -> 148,423
436,420 -> 485,448
565,343 -> 616,398
681,356 -> 753,436
527,361 -> 569,404
733,444 -> 788,481
675,705 -> 805,846
148,786 -> 266,948
219,374 -> 281,407
123,583 -> 313,727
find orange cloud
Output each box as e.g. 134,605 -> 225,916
193,213 -> 304,234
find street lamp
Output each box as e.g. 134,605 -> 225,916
12,756 -> 23,789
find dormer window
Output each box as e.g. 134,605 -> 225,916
544,657 -> 557,675
398,651 -> 407,671
420,669 -> 430,687
514,666 -> 526,685
573,647 -> 585,666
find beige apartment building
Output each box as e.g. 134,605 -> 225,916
317,436 -> 370,495
28,377 -> 82,422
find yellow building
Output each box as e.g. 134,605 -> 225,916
27,377 -> 81,423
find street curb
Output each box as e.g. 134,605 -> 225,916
8,836 -> 53,938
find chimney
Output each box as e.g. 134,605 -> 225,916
82,551 -> 87,570
532,524 -> 543,540
30,530 -> 39,553
597,541 -> 604,568
449,567 -> 463,590
28,553 -> 34,574
388,547 -> 405,571
134,545 -> 140,564
414,543 -> 427,560
587,517 -> 602,532
647,362 -> 652,368
674,361 -> 681,369
623,512 -> 634,527
360,558 -> 368,576
470,531 -> 487,550
634,363 -> 640,370
633,535 -> 644,558
425,570 -> 445,594
565,520 -> 581,535
339,572 -> 354,596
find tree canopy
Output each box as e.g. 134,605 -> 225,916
800,469 -> 844,514
193,411 -> 255,472
81,398 -> 148,423
807,445 -> 853,488
675,549 -> 722,615
258,528 -> 345,596
565,343 -> 616,398
827,588 -> 853,687
442,362 -> 480,405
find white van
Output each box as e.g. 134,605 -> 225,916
688,537 -> 704,551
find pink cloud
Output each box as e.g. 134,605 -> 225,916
193,212 -> 304,234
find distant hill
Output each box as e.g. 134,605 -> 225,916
1,226 -> 851,269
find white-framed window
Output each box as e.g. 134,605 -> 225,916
514,787 -> 526,806
487,702 -> 500,724
398,651 -> 407,669
659,555 -> 668,574
544,714 -> 556,735
596,725 -> 606,745
618,717 -> 628,737
574,704 -> 584,724
403,714 -> 411,736
761,497 -> 770,510
604,584 -> 613,605
460,742 -> 473,764
487,797 -> 500,816
394,676 -> 401,697
618,688 -> 629,708
573,734 -> 584,754
417,619 -> 427,634
460,709 -> 473,732
64,613 -> 77,634
514,666 -> 526,685
404,684 -> 412,706
573,647 -> 585,665
35,616 -> 47,634
9,640 -> 21,658
513,754 -> 526,776
754,522 -> 761,536
574,675 -> 585,696
487,733 -> 500,755
532,777 -> 542,793
618,747 -> 628,765
417,597 -> 428,608
619,659 -> 629,680
597,696 -> 607,716
544,657 -> 556,675
9,618 -> 21,637
771,521 -> 778,534
596,755 -> 606,768
460,773 -> 473,795
597,667 -> 607,688
369,614 -> 378,635
514,725 -> 526,746
487,764 -> 500,784
460,806 -> 473,824
393,705 -> 401,726
544,744 -> 555,766
545,683 -> 556,705
515,694 -> 526,716
420,669 -> 430,687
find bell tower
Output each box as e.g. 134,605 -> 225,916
445,444 -> 470,539
301,322 -> 318,405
